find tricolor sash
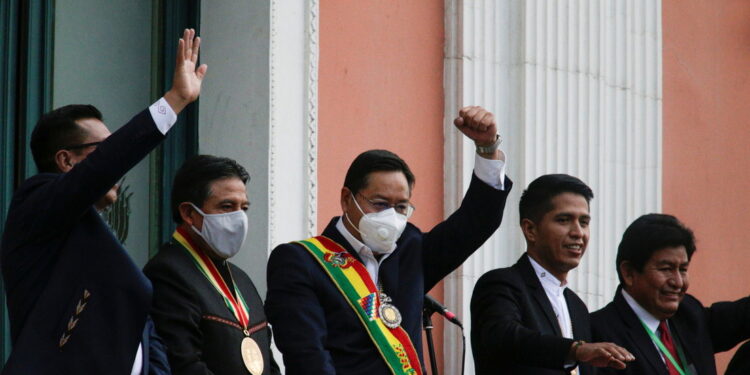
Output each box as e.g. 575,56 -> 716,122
173,227 -> 251,331
296,236 -> 422,375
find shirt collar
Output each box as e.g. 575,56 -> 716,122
528,254 -> 568,296
622,289 -> 661,333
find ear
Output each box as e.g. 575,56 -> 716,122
619,261 -> 636,288
340,187 -> 352,213
179,202 -> 199,227
54,150 -> 74,173
520,218 -> 537,243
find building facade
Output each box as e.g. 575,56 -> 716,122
1,0 -> 748,373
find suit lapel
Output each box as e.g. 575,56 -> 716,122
670,313 -> 701,374
564,289 -> 588,340
613,289 -> 669,375
517,255 -> 563,337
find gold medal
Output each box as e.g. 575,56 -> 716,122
378,292 -> 402,329
240,337 -> 265,375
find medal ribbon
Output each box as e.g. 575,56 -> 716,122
296,236 -> 422,375
173,227 -> 250,330
638,319 -> 688,375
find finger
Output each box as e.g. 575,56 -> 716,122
458,106 -> 475,118
480,112 -> 495,131
196,64 -> 208,79
192,36 -> 201,63
454,116 -> 465,128
176,39 -> 185,66
463,107 -> 480,122
185,29 -> 194,62
608,358 -> 627,370
472,109 -> 486,126
611,346 -> 634,362
182,29 -> 190,60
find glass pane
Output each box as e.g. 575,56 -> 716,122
53,0 -> 154,266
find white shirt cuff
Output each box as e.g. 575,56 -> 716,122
148,97 -> 178,135
473,152 -> 507,190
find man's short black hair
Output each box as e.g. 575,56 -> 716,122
171,155 -> 250,223
343,150 -> 415,194
518,174 -> 594,223
30,104 -> 103,173
616,213 -> 696,284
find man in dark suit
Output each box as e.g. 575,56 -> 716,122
144,155 -> 280,375
0,29 -> 207,374
265,106 -> 511,374
471,174 -> 634,375
591,214 -> 750,375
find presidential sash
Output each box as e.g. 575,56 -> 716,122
296,236 -> 423,375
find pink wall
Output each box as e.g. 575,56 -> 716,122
318,1 -> 446,372
663,0 -> 750,371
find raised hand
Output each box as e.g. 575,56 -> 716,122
164,28 -> 208,114
453,106 -> 498,147
573,342 -> 635,369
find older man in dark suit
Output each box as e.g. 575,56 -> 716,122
0,29 -> 206,374
591,214 -> 750,375
266,106 -> 511,374
471,174 -> 634,375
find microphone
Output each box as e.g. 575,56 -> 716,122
423,295 -> 463,328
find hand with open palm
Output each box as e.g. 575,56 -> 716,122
164,28 -> 208,114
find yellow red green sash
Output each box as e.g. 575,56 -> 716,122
173,227 -> 251,330
296,236 -> 422,375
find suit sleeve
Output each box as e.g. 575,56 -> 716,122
470,271 -> 574,369
145,260 -> 216,375
265,243 -> 336,375
21,110 -> 165,238
421,174 -> 512,290
145,316 -> 172,375
706,296 -> 750,352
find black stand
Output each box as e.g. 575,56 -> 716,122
423,309 -> 439,375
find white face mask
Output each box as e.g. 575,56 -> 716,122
189,203 -> 248,259
346,196 -> 408,254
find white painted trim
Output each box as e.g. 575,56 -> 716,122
269,1 -> 319,371
269,0 -> 319,250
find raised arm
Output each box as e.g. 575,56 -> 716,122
421,106 -> 511,289
22,29 -> 207,235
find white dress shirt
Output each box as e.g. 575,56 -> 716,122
129,97 -> 178,375
622,289 -> 670,364
335,153 -> 507,284
528,256 -> 573,339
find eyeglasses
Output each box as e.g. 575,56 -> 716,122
357,193 -> 415,218
63,141 -> 102,150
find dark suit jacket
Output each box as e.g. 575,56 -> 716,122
471,253 -> 593,375
726,340 -> 750,375
144,241 -> 280,375
591,286 -> 750,375
1,110 -> 170,374
265,174 -> 512,374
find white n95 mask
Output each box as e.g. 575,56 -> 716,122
189,203 -> 248,259
347,197 -> 407,254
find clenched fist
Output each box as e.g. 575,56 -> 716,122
453,106 -> 498,147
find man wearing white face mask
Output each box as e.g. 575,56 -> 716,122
266,106 -> 513,374
144,155 -> 280,375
